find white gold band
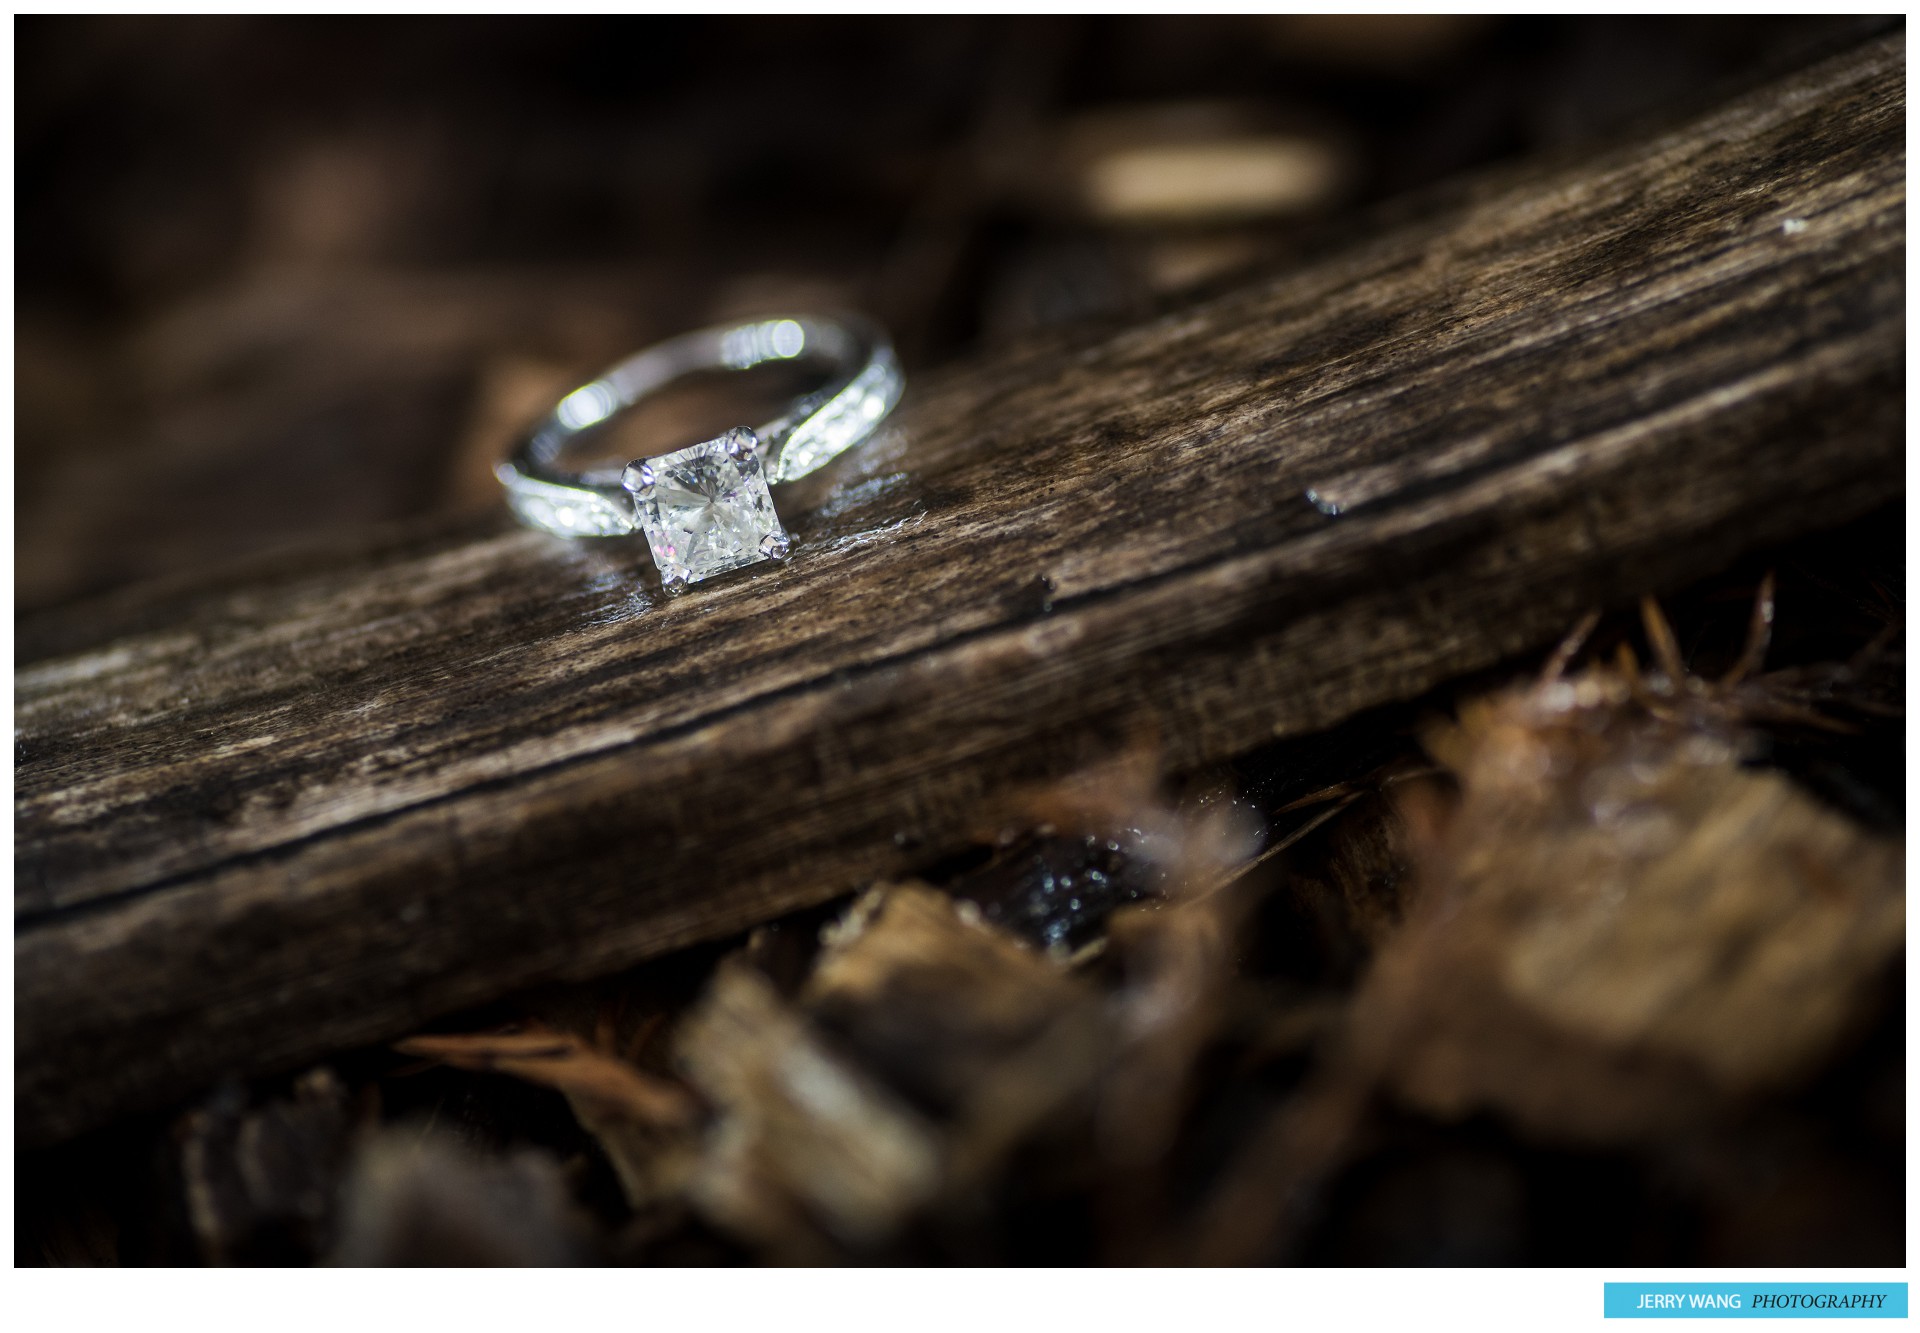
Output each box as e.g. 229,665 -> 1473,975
497,314 -> 904,540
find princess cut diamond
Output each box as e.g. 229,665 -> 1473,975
625,428 -> 790,590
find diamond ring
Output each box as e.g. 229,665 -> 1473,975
497,314 -> 904,590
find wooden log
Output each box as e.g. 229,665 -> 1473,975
15,35 -> 1905,1147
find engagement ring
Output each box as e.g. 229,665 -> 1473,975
498,314 -> 903,590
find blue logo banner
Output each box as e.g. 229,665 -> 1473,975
1605,1284 -> 1907,1318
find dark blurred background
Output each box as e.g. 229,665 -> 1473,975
16,15 -> 1890,616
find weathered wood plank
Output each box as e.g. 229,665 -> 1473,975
15,35 -> 1905,1146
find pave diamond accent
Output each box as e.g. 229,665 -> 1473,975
768,342 -> 905,483
626,429 -> 789,589
499,471 -> 636,536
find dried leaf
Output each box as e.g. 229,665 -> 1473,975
396,1025 -> 703,1212
395,1027 -> 697,1127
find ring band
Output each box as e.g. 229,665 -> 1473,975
497,314 -> 904,588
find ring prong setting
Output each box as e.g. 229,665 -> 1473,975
621,460 -> 656,499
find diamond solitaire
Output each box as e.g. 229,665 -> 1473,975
498,315 -> 903,591
622,428 -> 790,590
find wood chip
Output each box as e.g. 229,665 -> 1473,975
1352,647 -> 1905,1142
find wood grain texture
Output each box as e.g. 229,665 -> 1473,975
16,35 -> 1905,1146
